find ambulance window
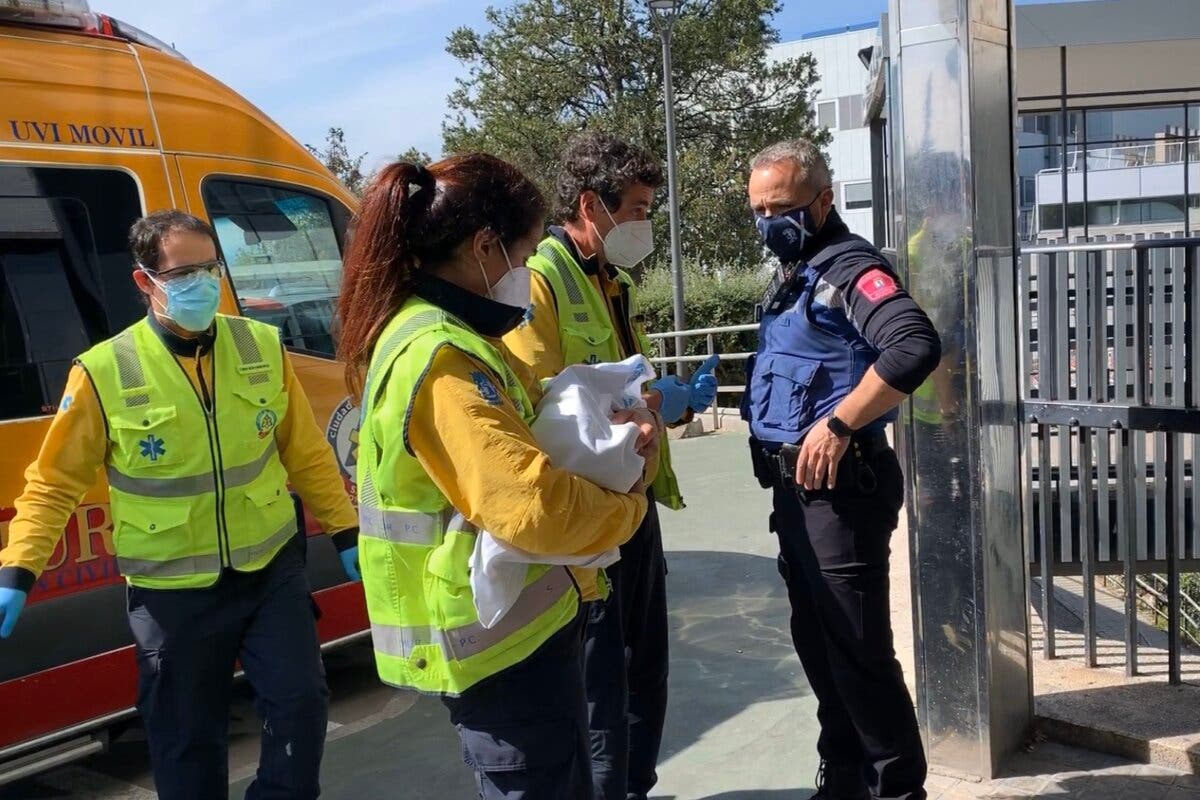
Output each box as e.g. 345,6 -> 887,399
202,180 -> 349,358
0,166 -> 143,420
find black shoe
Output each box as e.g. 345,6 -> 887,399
812,760 -> 871,800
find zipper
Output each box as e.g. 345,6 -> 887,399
198,345 -> 233,568
170,346 -> 228,567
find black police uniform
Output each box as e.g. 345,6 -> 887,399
742,210 -> 940,799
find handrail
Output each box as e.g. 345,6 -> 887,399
646,323 -> 758,340
1021,237 -> 1200,255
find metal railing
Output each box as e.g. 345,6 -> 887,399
1022,235 -> 1200,684
646,323 -> 756,430
1037,140 -> 1200,174
1135,574 -> 1200,649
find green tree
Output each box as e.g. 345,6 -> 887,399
397,147 -> 434,166
444,0 -> 828,270
306,127 -> 368,195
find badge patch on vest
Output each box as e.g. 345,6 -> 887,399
139,434 -> 166,462
521,305 -> 535,327
256,409 -> 279,439
856,268 -> 899,303
59,394 -> 74,413
471,371 -> 502,406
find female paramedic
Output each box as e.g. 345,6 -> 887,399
336,154 -> 656,799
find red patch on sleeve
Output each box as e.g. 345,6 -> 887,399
856,268 -> 899,303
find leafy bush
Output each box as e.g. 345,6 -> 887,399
636,265 -> 765,390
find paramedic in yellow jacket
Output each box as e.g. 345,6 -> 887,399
0,211 -> 359,800
335,154 -> 658,799
504,133 -> 715,800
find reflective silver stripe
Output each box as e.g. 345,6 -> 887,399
538,241 -> 586,307
117,552 -> 222,578
228,517 -> 298,569
223,441 -> 280,489
107,467 -> 215,497
106,441 -> 279,498
370,567 -> 574,662
370,623 -> 445,658
359,506 -> 442,545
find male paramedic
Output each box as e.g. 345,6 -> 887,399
0,210 -> 360,800
504,132 -> 717,800
743,140 -> 940,800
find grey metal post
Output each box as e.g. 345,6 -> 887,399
889,0 -> 1031,779
651,2 -> 687,377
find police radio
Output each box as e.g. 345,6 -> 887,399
754,261 -> 806,321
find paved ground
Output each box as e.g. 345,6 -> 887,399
4,431 -> 1199,799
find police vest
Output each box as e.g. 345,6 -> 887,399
356,297 -> 580,696
743,234 -> 899,445
527,236 -> 683,510
78,315 -> 295,589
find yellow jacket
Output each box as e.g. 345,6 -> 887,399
0,327 -> 357,589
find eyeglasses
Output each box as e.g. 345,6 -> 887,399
153,259 -> 226,281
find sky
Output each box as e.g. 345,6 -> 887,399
96,0 -> 1093,173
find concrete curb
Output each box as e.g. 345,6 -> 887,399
1035,709 -> 1200,774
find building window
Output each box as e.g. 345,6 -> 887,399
817,100 -> 837,130
838,95 -> 865,130
203,179 -> 350,358
843,181 -> 872,210
0,166 -> 143,420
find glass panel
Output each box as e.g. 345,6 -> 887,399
843,181 -> 872,209
0,166 -> 143,420
1017,146 -> 1073,240
1085,105 -> 1185,143
1017,111 -> 1082,147
838,95 -> 865,130
818,101 -> 837,130
203,180 -> 348,357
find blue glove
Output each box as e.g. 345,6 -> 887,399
339,547 -> 362,582
651,375 -> 691,424
688,354 -> 720,413
0,588 -> 27,639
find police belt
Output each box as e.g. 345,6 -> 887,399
749,429 -> 889,497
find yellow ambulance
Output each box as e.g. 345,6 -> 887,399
0,0 -> 367,781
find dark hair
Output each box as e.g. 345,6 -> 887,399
554,133 -> 664,223
337,154 -> 547,399
129,210 -> 219,272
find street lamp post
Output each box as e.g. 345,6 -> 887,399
648,0 -> 686,377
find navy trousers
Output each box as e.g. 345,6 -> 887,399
583,498 -> 670,800
770,445 -> 927,800
442,608 -> 592,800
127,539 -> 329,800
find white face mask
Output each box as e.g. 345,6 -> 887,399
595,203 -> 655,268
478,240 -> 531,310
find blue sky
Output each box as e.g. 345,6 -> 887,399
96,0 -> 1091,172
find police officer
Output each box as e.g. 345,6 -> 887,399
743,140 -> 940,800
0,210 -> 360,800
336,154 -> 656,799
504,132 -> 717,800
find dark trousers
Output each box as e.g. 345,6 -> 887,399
769,444 -> 927,800
583,499 -> 669,800
442,609 -> 592,800
127,541 -> 329,800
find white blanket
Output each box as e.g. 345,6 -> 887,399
470,355 -> 656,628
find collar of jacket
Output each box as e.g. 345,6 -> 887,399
413,273 -> 525,339
548,225 -> 615,279
147,310 -> 216,357
799,207 -> 852,264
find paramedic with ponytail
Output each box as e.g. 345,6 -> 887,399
336,155 -> 653,799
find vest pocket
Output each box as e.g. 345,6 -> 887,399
562,323 -> 614,363
231,383 -> 289,442
761,354 -> 822,434
113,496 -> 193,563
242,476 -> 296,537
110,406 -> 183,470
423,529 -> 479,631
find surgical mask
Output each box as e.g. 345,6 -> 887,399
478,241 -> 532,310
143,268 -> 222,332
595,204 -> 655,268
755,193 -> 824,264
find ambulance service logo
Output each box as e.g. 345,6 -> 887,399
471,371 -> 502,406
255,409 -> 279,439
326,398 -> 361,484
139,435 -> 166,462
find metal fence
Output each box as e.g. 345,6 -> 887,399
1022,236 -> 1200,684
645,323 -> 756,430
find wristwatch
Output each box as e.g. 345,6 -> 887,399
827,414 -> 854,438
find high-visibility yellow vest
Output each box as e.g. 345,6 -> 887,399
78,315 -> 295,589
356,297 -> 580,696
527,236 -> 683,510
